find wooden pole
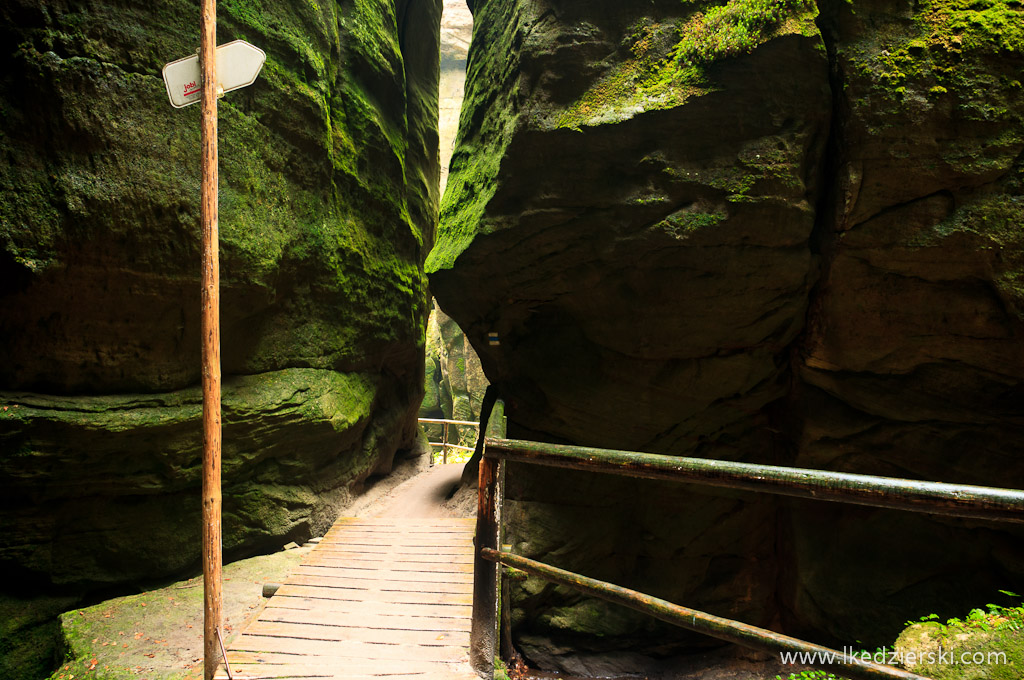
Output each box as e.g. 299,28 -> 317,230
199,1 -> 223,679
471,452 -> 499,676
443,422 -> 449,465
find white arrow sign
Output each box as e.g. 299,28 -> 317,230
162,40 -> 266,108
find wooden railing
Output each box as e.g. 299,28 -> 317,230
418,418 -> 479,464
472,433 -> 1024,680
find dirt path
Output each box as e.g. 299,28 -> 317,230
356,462 -> 470,519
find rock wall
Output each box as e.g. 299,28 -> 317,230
429,0 -> 1024,673
420,299 -> 489,450
0,0 -> 440,675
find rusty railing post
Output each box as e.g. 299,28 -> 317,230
472,451 -> 499,676
471,413 -> 502,676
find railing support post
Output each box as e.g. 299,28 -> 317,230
443,421 -> 449,465
472,441 -> 500,676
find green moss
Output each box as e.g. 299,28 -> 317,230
427,0 -> 523,272
0,593 -> 78,680
426,139 -> 506,271
913,164 -> 1024,315
48,551 -> 307,680
555,20 -> 708,131
655,207 -> 728,239
554,1 -> 819,130
895,614 -> 1024,679
850,0 -> 1024,108
673,0 -> 818,66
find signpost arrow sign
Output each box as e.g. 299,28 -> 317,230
162,40 -> 266,108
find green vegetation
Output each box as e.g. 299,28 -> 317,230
555,20 -> 707,131
773,593 -> 1024,680
904,591 -> 1024,640
895,591 -> 1024,679
46,550 -> 307,680
775,671 -> 846,680
654,207 -> 727,240
673,0 -> 818,66
428,0 -> 521,272
494,657 -> 511,680
555,0 -> 819,130
850,0 -> 1024,105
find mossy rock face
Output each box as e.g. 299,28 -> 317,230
791,0 -> 1024,646
0,592 -> 78,680
894,620 -> 1024,680
431,0 -> 1024,670
0,0 -> 440,676
1,368 -> 381,585
48,549 -> 308,680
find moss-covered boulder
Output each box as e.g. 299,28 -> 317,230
894,603 -> 1024,680
0,0 -> 440,676
429,0 -> 1024,672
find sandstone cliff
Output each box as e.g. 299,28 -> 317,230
0,0 -> 439,675
429,0 -> 1024,673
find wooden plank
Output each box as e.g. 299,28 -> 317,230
312,546 -> 474,558
259,607 -> 472,633
266,596 -> 472,619
327,520 -> 474,529
323,528 -> 474,538
300,554 -> 473,567
333,517 -> 475,526
219,654 -> 467,674
300,558 -> 474,574
288,570 -> 472,594
325,527 -> 474,536
226,647 -> 468,667
318,538 -> 475,550
274,583 -> 472,606
291,567 -> 472,587
230,634 -> 469,662
306,552 -> 474,566
305,554 -> 474,567
247,620 -> 471,647
326,527 -> 475,537
216,659 -> 473,679
219,517 -> 478,679
281,575 -> 470,596
216,669 -> 470,680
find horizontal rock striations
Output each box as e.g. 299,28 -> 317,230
0,0 -> 440,673
430,0 -> 1024,672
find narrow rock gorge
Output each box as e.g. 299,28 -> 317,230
429,0 -> 1024,674
0,0 -> 440,676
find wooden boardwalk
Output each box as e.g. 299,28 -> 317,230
215,517 -> 478,680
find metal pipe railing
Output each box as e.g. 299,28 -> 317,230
476,436 -> 1024,680
482,549 -> 931,680
484,438 -> 1024,524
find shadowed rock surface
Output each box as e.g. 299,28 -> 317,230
429,0 -> 1024,674
0,0 -> 440,676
